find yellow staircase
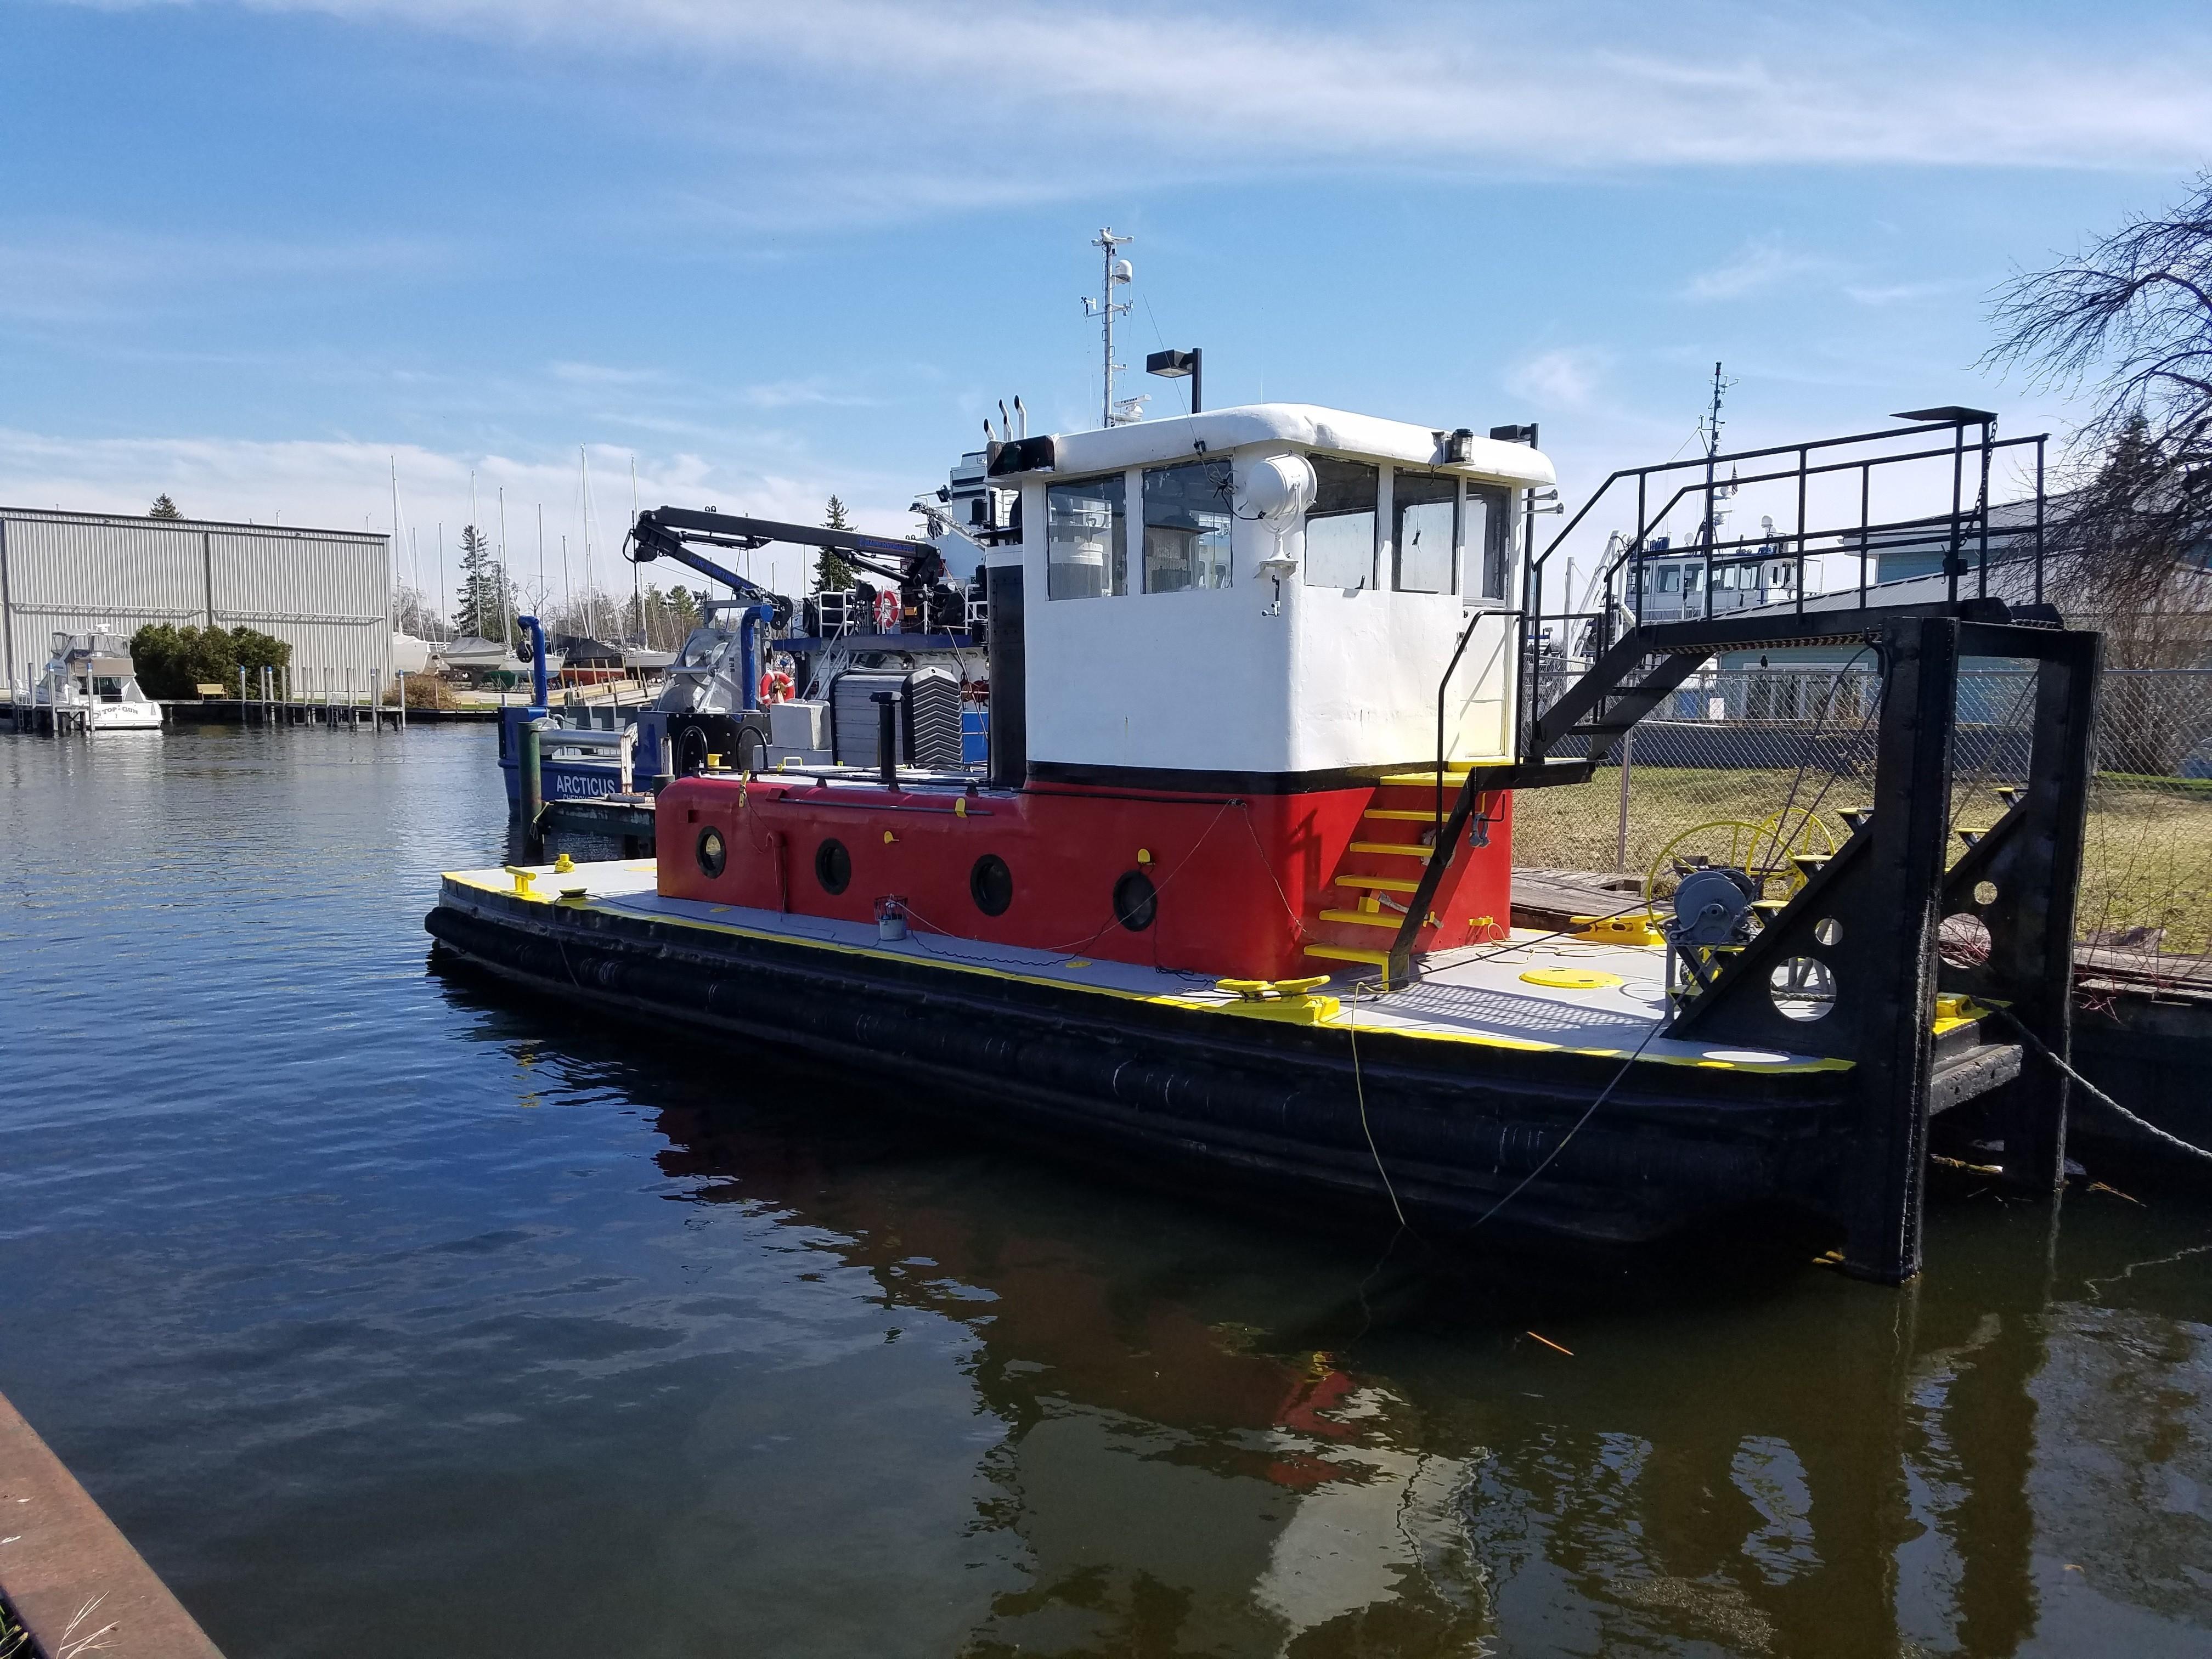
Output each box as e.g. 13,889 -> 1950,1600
1303,764 -> 1483,983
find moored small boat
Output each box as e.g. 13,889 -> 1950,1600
31,631 -> 163,732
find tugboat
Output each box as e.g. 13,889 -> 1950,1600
432,401 -> 2102,1284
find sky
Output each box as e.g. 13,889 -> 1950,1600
3,0 -> 2209,609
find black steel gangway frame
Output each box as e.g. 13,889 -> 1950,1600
1389,415 -> 2097,1283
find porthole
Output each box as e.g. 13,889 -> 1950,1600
1973,879 -> 1999,907
815,838 -> 851,895
1768,956 -> 1837,1022
1113,868 -> 1158,932
970,854 -> 1014,916
1812,916 -> 1842,947
1939,911 -> 1991,969
696,826 -> 727,879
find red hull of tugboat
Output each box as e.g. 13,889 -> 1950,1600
656,775 -> 1516,981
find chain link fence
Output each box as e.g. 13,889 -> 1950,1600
1512,665 -> 2212,958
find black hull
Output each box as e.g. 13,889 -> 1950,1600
425,886 -> 1859,1255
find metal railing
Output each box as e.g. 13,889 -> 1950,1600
1510,413 -> 2052,757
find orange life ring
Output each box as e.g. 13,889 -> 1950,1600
758,668 -> 794,704
874,589 -> 902,632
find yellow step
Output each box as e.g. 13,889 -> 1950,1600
1304,943 -> 1390,967
1320,907 -> 1403,930
1363,808 -> 1439,821
1347,841 -> 1432,859
1335,874 -> 1421,893
1376,770 -> 1472,789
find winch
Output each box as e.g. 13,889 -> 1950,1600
1664,866 -> 1760,1001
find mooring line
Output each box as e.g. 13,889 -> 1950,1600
1345,979 -> 1407,1228
1465,1015 -> 1667,1234
1991,1007 -> 2212,1165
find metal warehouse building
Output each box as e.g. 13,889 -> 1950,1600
0,507 -> 391,697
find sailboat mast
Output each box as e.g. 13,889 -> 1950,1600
498,486 -> 509,648
579,447 -> 597,641
630,454 -> 642,649
388,456 -> 404,634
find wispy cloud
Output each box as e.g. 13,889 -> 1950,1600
0,425 -> 925,601
547,361 -> 667,387
1505,347 -> 1611,410
64,2 -> 2212,234
1682,239 -> 1833,302
1842,276 -> 1985,307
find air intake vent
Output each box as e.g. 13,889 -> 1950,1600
828,667 -> 963,771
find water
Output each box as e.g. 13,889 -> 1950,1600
1,723 -> 2207,1658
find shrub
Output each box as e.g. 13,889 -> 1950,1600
130,624 -> 292,700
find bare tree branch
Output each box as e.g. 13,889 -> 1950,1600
1983,171 -> 2212,663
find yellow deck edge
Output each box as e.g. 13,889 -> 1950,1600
439,868 -> 1852,1075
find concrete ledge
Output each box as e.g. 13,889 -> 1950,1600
0,1389 -> 223,1658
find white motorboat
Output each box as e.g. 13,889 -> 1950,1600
34,631 -> 164,731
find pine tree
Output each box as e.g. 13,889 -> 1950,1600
453,524 -> 509,639
149,494 -> 182,519
816,496 -> 856,592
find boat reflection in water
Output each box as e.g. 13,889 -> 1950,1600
618,1073 -> 2207,1658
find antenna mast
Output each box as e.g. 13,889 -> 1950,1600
1082,228 -> 1136,426
1697,360 -> 1736,550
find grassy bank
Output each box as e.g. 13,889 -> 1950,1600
1511,764 -> 2212,956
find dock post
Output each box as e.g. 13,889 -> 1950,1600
397,671 -> 408,731
519,716 -> 545,855
238,664 -> 247,721
1840,616 -> 1959,1284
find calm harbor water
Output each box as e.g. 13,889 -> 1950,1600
1,722 -> 2207,1657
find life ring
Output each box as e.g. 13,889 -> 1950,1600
874,588 -> 902,633
758,668 -> 794,704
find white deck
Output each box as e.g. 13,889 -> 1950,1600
444,858 -> 1844,1075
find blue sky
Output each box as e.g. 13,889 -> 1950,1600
3,1 -> 2209,603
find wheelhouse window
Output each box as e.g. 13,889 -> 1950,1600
1656,565 -> 1681,594
1462,484 -> 1511,603
1141,461 -> 1233,592
1302,457 -> 1378,588
1046,475 -> 1126,600
1392,470 -> 1458,593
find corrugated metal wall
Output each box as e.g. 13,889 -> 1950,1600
0,509 -> 390,696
